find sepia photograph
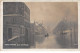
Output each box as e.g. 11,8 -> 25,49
3,2 -> 78,49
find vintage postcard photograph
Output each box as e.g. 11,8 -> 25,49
3,2 -> 78,49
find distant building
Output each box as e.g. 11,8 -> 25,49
53,19 -> 78,48
30,22 -> 47,47
34,22 -> 47,35
3,2 -> 30,48
33,22 -> 47,43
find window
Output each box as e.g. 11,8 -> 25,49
8,28 -> 12,39
20,27 -> 24,34
13,18 -> 16,24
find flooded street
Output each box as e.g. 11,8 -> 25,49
35,33 -> 61,48
3,2 -> 78,49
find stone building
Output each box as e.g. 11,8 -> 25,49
3,2 -> 30,48
30,23 -> 35,48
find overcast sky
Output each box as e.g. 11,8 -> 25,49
26,2 -> 78,32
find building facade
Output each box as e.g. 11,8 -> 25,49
30,23 -> 35,48
53,19 -> 78,48
3,2 -> 30,48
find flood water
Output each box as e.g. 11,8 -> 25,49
35,33 -> 61,48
